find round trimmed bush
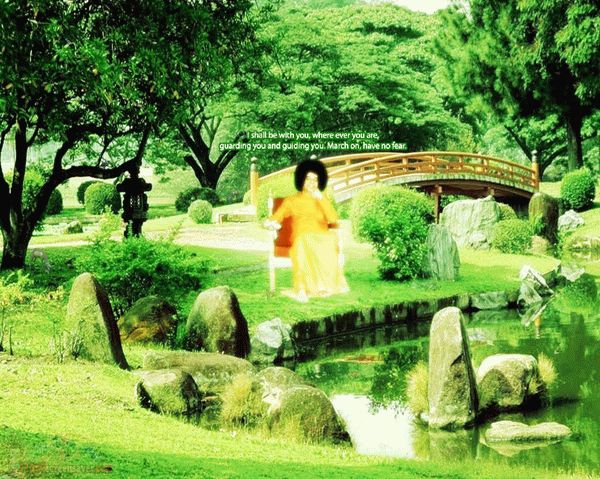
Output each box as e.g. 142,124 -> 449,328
492,219 -> 533,254
560,168 -> 596,211
77,180 -> 101,204
175,186 -> 220,212
351,186 -> 434,280
188,199 -> 212,224
84,182 -> 121,214
46,189 -> 63,215
497,202 -> 517,220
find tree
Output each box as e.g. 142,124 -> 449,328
0,0 -> 259,269
435,0 -> 600,171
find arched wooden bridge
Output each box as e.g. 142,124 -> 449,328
250,151 -> 539,218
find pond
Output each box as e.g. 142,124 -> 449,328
293,272 -> 600,474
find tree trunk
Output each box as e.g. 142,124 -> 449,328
1,224 -> 33,270
565,114 -> 583,171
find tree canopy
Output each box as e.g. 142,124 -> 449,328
0,0 -> 259,269
435,0 -> 600,171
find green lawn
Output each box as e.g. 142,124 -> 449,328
0,355 -> 594,479
1,179 -> 597,479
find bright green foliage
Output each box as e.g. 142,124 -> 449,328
46,189 -> 63,215
74,237 -> 208,313
560,168 -> 597,211
175,187 -> 220,212
77,181 -> 101,204
437,0 -> 600,171
497,203 -> 517,220
84,183 -> 121,215
0,0 -> 260,269
492,219 -> 533,254
351,186 -> 433,280
251,4 -> 472,168
188,200 -> 213,224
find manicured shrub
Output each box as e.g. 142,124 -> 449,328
560,168 -> 596,211
497,202 -> 517,220
175,186 -> 220,212
351,186 -> 434,280
46,189 -> 63,215
491,219 -> 533,254
5,167 -> 48,230
84,182 -> 121,214
77,180 -> 101,204
74,236 -> 208,313
188,199 -> 212,224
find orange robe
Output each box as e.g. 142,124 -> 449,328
270,192 -> 349,297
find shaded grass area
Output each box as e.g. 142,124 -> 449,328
0,356 -> 593,479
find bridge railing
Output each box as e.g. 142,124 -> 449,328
252,151 -> 539,205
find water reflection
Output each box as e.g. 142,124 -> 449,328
296,273 -> 600,473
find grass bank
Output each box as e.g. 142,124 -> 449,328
0,355 -> 594,479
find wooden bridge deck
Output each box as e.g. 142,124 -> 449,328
253,151 -> 539,216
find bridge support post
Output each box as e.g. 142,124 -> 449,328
250,156 -> 259,208
433,185 -> 442,223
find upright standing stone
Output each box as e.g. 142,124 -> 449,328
428,307 -> 478,429
528,193 -> 559,243
65,273 -> 128,369
423,224 -> 460,281
185,286 -> 250,358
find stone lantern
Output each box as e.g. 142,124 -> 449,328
117,170 -> 152,237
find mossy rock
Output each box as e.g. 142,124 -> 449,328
65,273 -> 128,369
143,350 -> 255,395
257,367 -> 309,389
269,385 -> 346,442
135,369 -> 202,415
477,354 -> 544,412
485,420 -> 571,443
528,192 -> 559,243
184,286 -> 250,358
118,295 -> 177,343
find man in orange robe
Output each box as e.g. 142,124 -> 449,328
266,160 -> 349,302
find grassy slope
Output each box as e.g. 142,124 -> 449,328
0,356 -> 591,479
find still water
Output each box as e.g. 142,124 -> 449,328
294,273 -> 600,474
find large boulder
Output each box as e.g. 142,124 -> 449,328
257,366 -> 308,390
135,369 -> 202,415
268,385 -> 346,441
440,196 -> 501,249
528,193 -> 559,243
477,354 -> 544,411
185,286 -> 250,358
65,273 -> 128,369
250,318 -> 294,365
558,210 -> 584,232
118,295 -> 177,343
485,420 -> 571,443
143,350 -> 255,395
423,224 -> 460,281
428,307 -> 478,429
